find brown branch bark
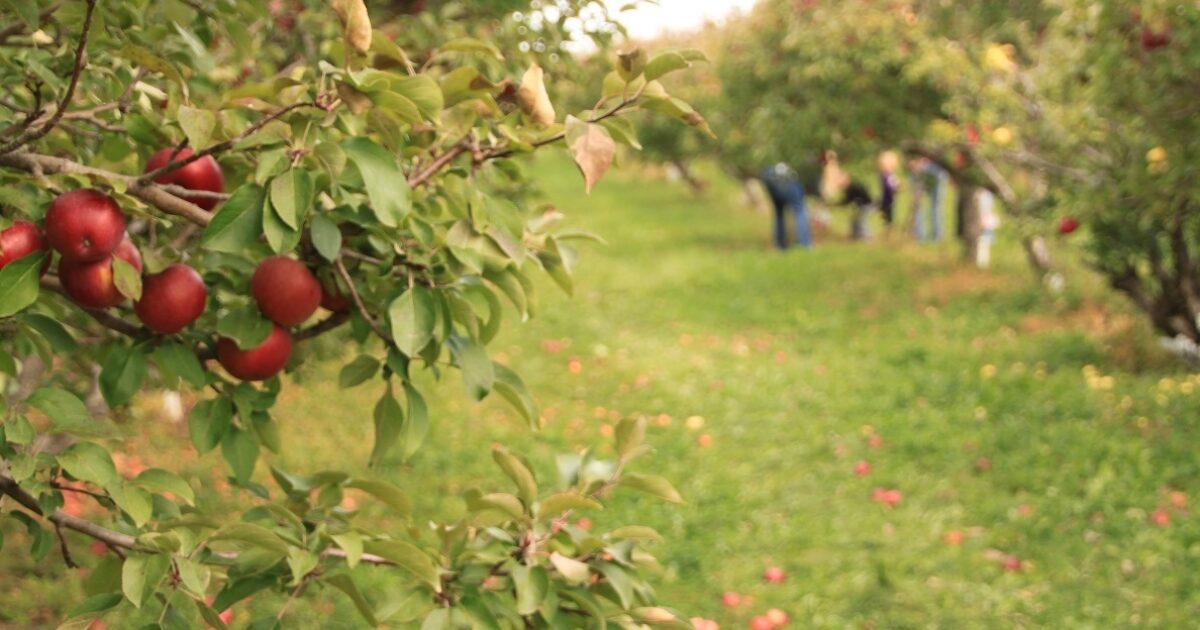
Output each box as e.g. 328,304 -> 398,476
334,257 -> 390,342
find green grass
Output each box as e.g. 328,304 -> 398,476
4,152 -> 1200,628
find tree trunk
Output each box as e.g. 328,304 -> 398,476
958,184 -> 982,263
742,178 -> 766,212
669,160 -> 707,195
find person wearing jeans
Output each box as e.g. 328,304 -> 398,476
761,163 -> 813,249
909,157 -> 946,242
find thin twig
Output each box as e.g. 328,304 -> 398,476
334,256 -> 390,342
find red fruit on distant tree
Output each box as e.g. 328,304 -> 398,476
965,124 -> 980,145
854,460 -> 871,476
217,325 -> 293,381
44,189 -> 126,262
251,257 -> 321,326
1151,508 -> 1171,527
1001,555 -> 1022,572
1058,217 -> 1080,235
0,220 -> 49,273
721,591 -> 742,608
763,566 -> 787,584
58,236 -> 142,309
135,264 -> 207,333
1140,25 -> 1170,50
145,148 -> 225,211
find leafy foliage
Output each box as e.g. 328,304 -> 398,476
0,0 -> 706,626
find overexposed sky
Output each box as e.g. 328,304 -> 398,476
609,0 -> 759,40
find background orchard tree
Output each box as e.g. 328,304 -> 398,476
0,0 -> 708,626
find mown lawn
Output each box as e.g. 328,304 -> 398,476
4,152 -> 1199,628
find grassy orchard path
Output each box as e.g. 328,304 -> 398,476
272,155 -> 1200,627
2,155 -> 1198,627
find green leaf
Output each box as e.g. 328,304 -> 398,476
189,396 -> 232,454
195,599 -> 228,630
615,416 -> 646,460
448,336 -> 493,401
111,256 -> 142,301
538,492 -> 602,519
0,253 -> 44,317
221,428 -> 260,485
153,342 -> 207,389
325,573 -> 379,626
550,552 -> 591,585
213,575 -> 276,612
262,198 -> 302,254
492,446 -> 537,507
392,74 -> 444,122
338,355 -> 380,389
369,390 -> 404,466
27,388 -> 95,433
512,564 -> 549,615
467,492 -> 526,520
345,479 -> 410,516
608,526 -> 662,542
108,482 -> 153,527
644,49 -> 706,81
493,363 -> 538,429
22,313 -> 79,352
5,414 -> 35,445
388,287 -> 435,357
57,442 -> 118,487
99,344 -> 147,408
399,383 -> 428,461
1,0 -> 39,29
439,37 -> 503,59
598,563 -> 635,610
269,169 -> 314,230
342,137 -> 410,227
134,468 -> 195,506
618,473 -> 683,504
202,185 -> 265,253
362,540 -> 441,592
177,106 -> 216,149
122,553 -> 170,608
210,523 -> 289,556
64,592 -> 124,621
310,214 -> 342,262
215,306 -> 273,349
287,547 -> 319,585
332,532 -> 364,568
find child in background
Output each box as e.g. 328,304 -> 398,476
878,151 -> 902,233
976,189 -> 999,268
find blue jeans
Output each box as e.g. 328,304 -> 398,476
770,181 -> 812,249
912,173 -> 945,242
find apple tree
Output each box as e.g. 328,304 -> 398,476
0,0 -> 707,626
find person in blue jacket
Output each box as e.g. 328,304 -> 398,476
760,162 -> 813,249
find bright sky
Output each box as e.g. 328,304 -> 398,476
610,0 -> 759,40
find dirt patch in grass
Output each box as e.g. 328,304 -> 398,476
917,266 -> 1017,305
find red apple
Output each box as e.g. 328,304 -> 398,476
1058,217 -> 1080,235
217,325 -> 293,381
145,148 -> 225,211
44,189 -> 126,262
135,264 -> 207,334
721,592 -> 742,608
765,609 -> 789,627
763,566 -> 787,584
251,257 -> 321,327
854,460 -> 871,476
58,236 -> 142,309
965,124 -> 980,145
1001,555 -> 1023,572
0,220 -> 49,273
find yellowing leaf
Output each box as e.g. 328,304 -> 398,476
331,0 -> 372,54
517,64 -> 555,127
566,118 -> 615,194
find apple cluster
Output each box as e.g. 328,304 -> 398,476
0,149 -> 348,384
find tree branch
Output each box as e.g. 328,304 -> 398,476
334,256 -> 390,343
40,276 -> 144,337
0,3 -> 62,46
0,0 -> 98,155
0,151 -> 213,226
139,100 -> 327,185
